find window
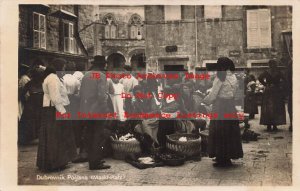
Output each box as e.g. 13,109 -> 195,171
103,14 -> 117,39
204,6 -> 222,18
33,12 -> 46,49
63,22 -> 74,53
247,9 -> 271,49
202,60 -> 218,68
246,59 -> 270,68
129,14 -> 143,39
164,5 -> 181,21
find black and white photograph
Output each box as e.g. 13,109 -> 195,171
0,0 -> 298,189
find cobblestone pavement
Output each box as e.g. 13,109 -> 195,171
18,106 -> 292,186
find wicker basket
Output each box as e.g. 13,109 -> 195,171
110,136 -> 142,160
166,133 -> 201,158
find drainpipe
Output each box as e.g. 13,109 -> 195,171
194,5 -> 198,74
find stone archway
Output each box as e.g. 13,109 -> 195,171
131,53 -> 146,71
107,52 -> 126,71
129,49 -> 146,71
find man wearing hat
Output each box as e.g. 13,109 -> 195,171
79,55 -> 111,170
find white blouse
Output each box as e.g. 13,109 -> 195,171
62,74 -> 80,95
43,73 -> 70,114
203,71 -> 238,105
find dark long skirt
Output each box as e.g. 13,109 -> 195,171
18,93 -> 43,144
37,106 -> 76,171
260,86 -> 286,125
208,98 -> 243,160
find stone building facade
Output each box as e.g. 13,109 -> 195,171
19,5 -> 292,75
145,5 -> 292,75
93,6 -> 146,71
19,4 -> 90,70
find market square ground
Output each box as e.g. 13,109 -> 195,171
18,106 -> 292,186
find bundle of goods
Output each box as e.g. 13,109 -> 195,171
125,153 -> 164,169
159,153 -> 186,166
118,133 -> 137,141
242,129 -> 260,142
110,133 -> 141,160
138,157 -> 155,164
166,133 -> 201,160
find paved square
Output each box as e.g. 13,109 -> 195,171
18,106 -> 292,186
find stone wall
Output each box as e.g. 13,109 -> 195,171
19,5 -> 88,67
78,5 -> 98,56
145,5 -> 292,73
145,5 -> 197,71
94,6 -> 146,68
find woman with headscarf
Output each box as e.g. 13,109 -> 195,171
203,57 -> 243,167
258,60 -> 286,131
37,58 -> 76,172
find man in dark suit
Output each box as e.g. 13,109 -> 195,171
79,55 -> 111,170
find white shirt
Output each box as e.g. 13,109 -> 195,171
43,73 -> 69,113
62,74 -> 80,95
119,75 -> 138,94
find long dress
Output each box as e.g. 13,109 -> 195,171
37,73 -> 76,171
203,71 -> 243,160
258,70 -> 286,125
244,81 -> 258,116
109,82 -> 126,122
18,80 -> 43,144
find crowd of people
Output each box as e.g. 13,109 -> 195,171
18,55 -> 292,171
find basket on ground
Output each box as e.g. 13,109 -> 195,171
110,136 -> 141,160
166,133 -> 201,158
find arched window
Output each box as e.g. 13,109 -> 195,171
103,13 -> 117,39
129,14 -> 143,39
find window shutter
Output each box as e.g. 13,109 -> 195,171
247,10 -> 260,48
259,9 -> 271,48
69,23 -> 73,37
33,13 -> 39,48
33,31 -> 40,48
64,23 -> 69,37
247,9 -> 271,49
64,38 -> 69,52
33,13 -> 39,30
40,32 -> 46,49
40,15 -> 46,49
69,23 -> 74,53
39,15 -> 45,32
